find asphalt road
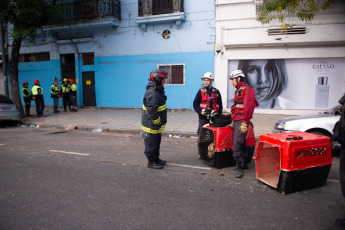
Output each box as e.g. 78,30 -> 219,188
0,126 -> 344,230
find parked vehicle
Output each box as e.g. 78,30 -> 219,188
0,94 -> 21,122
273,105 -> 341,152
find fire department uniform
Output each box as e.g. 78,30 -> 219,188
193,86 -> 223,135
51,84 -> 60,113
231,81 -> 256,163
32,84 -> 45,117
141,81 -> 167,163
61,82 -> 71,111
70,83 -> 77,112
22,86 -> 32,116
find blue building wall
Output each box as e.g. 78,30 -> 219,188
16,0 -> 215,110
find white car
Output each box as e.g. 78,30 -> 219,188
273,106 -> 341,151
0,94 -> 21,122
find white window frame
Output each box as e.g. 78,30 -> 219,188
157,63 -> 185,86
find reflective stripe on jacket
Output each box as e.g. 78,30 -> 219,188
200,87 -> 220,112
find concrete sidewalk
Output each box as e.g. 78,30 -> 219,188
20,107 -> 294,138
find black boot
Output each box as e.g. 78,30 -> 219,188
147,161 -> 163,169
155,158 -> 166,165
235,162 -> 243,178
241,158 -> 248,170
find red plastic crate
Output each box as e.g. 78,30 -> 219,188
254,131 -> 332,194
204,123 -> 256,152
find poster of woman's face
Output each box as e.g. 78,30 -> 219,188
227,58 -> 345,109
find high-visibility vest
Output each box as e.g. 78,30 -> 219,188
61,84 -> 70,94
32,85 -> 43,95
199,87 -> 220,112
22,87 -> 32,98
231,84 -> 248,115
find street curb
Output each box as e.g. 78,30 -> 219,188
21,121 -> 198,138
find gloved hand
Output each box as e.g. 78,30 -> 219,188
226,121 -> 234,128
210,110 -> 217,118
201,109 -> 207,116
239,123 -> 248,134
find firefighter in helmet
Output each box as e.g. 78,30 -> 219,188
69,78 -> 77,112
61,78 -> 71,111
193,72 -> 223,135
141,69 -> 168,169
22,81 -> 32,117
31,79 -> 45,118
229,70 -> 257,178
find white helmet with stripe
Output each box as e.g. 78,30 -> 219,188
201,72 -> 214,80
229,70 -> 245,79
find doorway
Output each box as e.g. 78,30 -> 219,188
60,54 -> 76,81
82,71 -> 96,106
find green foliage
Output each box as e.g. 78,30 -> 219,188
0,0 -> 62,39
256,0 -> 331,29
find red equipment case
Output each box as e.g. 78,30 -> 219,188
198,123 -> 256,169
254,131 -> 333,194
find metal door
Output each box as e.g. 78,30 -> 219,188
82,71 -> 96,106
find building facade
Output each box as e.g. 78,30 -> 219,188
215,0 -> 345,113
8,0 -> 216,109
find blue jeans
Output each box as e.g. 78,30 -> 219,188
53,97 -> 59,112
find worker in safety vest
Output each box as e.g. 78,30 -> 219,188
51,80 -> 60,113
22,81 -> 32,117
229,70 -> 257,178
69,78 -> 77,112
193,72 -> 223,135
31,79 -> 45,118
61,78 -> 71,111
141,69 -> 168,169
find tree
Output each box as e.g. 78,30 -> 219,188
256,0 -> 331,29
0,0 -> 62,117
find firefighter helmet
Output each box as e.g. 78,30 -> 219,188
201,72 -> 214,80
149,69 -> 168,83
229,70 -> 245,79
63,78 -> 68,82
69,78 -> 75,83
23,81 -> 29,85
34,80 -> 40,85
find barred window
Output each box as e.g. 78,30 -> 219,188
158,64 -> 184,85
139,0 -> 183,16
19,52 -> 50,63
82,53 -> 94,65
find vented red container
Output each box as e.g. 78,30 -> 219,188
205,124 -> 256,152
254,131 -> 332,194
199,123 -> 256,168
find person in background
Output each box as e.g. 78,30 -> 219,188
22,81 -> 32,117
229,70 -> 257,178
335,93 -> 345,227
31,79 -> 45,118
51,80 -> 60,113
193,72 -> 223,135
61,78 -> 71,112
69,78 -> 77,112
141,69 -> 168,169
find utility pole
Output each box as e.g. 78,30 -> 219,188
0,22 -> 9,96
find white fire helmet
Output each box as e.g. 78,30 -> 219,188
229,70 -> 245,79
201,72 -> 214,80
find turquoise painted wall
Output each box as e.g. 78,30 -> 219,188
19,51 -> 214,109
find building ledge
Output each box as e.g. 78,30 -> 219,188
43,18 -> 120,40
136,13 -> 185,31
